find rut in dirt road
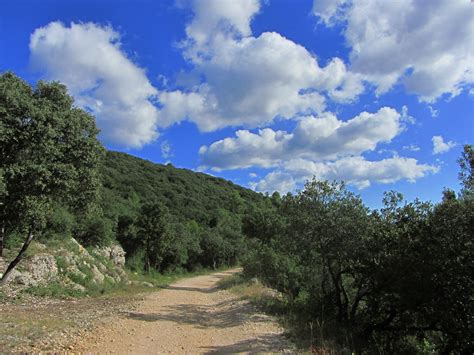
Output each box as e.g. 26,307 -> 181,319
72,269 -> 291,353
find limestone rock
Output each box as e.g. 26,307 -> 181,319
91,265 -> 105,284
70,238 -> 91,258
10,269 -> 35,286
24,254 -> 58,284
97,262 -> 107,273
69,282 -> 86,293
94,245 -> 126,266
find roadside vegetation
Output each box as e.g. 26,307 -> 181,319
239,146 -> 473,353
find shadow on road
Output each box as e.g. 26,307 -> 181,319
125,299 -> 269,329
160,285 -> 218,293
200,334 -> 287,354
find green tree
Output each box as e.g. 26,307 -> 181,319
0,168 -> 6,256
0,72 -> 103,285
136,202 -> 172,272
458,144 -> 474,196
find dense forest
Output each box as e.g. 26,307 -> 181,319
97,150 -> 267,271
1,73 -> 473,353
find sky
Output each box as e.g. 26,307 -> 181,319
1,0 -> 473,208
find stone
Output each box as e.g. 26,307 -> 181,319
10,269 -> 36,286
69,282 -> 86,293
97,262 -> 107,273
94,245 -> 126,266
24,254 -> 58,283
70,238 -> 91,257
91,265 -> 105,284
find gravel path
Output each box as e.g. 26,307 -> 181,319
72,269 -> 290,353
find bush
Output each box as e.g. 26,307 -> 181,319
75,216 -> 114,247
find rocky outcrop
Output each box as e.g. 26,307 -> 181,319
93,245 -> 126,267
1,254 -> 58,287
24,254 -> 58,283
91,265 -> 105,284
1,238 -> 128,294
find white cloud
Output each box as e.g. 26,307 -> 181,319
252,156 -> 438,193
159,0 -> 364,131
428,106 -> 439,118
200,107 -> 402,169
401,105 -> 415,124
312,0 -> 349,26
184,0 -> 260,49
403,144 -> 420,152
314,0 -> 474,101
30,22 -> 160,148
160,140 -> 173,159
432,135 -> 456,154
250,171 -> 296,195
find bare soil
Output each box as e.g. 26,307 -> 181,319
65,269 -> 290,353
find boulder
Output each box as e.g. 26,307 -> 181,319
9,269 -> 35,286
94,245 -> 126,266
23,254 -> 58,284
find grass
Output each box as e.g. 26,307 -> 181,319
0,312 -> 75,352
24,281 -> 85,298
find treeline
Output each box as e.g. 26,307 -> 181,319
242,146 -> 474,353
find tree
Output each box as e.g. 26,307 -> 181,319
136,202 -> 172,272
0,72 -> 103,285
0,168 -> 6,256
458,144 -> 474,196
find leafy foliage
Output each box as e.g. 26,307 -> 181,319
0,72 -> 103,282
100,151 -> 266,271
243,155 -> 474,353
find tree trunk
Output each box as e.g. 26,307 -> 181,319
0,231 -> 34,286
0,225 -> 4,257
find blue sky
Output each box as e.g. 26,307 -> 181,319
1,0 -> 473,208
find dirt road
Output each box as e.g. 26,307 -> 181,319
72,269 -> 290,353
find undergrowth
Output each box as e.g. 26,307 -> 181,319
218,274 -> 343,353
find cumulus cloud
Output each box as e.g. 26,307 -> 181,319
312,0 -> 349,26
30,22 -> 160,148
252,156 -> 438,193
159,0 -> 364,131
184,0 -> 260,49
314,0 -> 474,101
432,135 -> 456,154
200,107 -> 402,169
250,171 -> 296,195
200,102 -> 437,193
